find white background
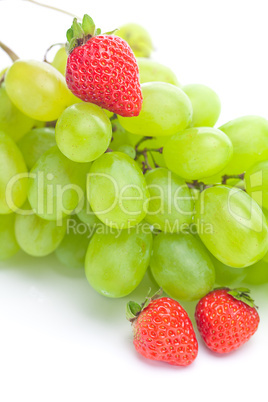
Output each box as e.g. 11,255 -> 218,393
0,0 -> 268,401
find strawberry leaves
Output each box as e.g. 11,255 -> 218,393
66,14 -> 119,54
227,287 -> 258,308
66,14 -> 101,54
126,288 -> 163,322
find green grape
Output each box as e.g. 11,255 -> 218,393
88,152 -> 149,228
103,109 -> 114,119
163,127 -> 233,180
137,58 -> 180,86
5,60 -> 74,121
110,119 -> 132,151
76,196 -> 102,228
150,232 -> 215,301
116,23 -> 153,57
0,213 -> 20,260
145,168 -> 194,232
242,259 -> 268,285
117,144 -> 136,159
15,207 -> 66,257
17,127 -> 56,169
51,46 -> 67,76
219,116 -> 268,174
0,131 -> 28,214
0,67 -> 8,79
225,178 -> 245,190
56,103 -> 112,163
245,160 -> 268,210
55,216 -> 92,269
0,83 -> 35,141
195,185 -> 268,267
28,146 -> 91,221
183,84 -> 221,127
85,224 -> 153,297
210,253 -> 246,286
118,82 -> 192,137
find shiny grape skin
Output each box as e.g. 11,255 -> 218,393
85,225 -> 153,298
150,232 -> 215,301
88,152 -> 149,229
118,82 -> 192,137
163,127 -> 233,181
195,185 -> 268,268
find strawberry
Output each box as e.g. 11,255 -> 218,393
127,294 -> 198,366
65,14 -> 143,117
195,287 -> 260,354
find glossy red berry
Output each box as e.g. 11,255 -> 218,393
195,288 -> 260,354
129,297 -> 198,366
66,35 -> 143,117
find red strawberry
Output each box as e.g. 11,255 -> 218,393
195,287 -> 260,354
127,295 -> 198,366
65,14 -> 143,117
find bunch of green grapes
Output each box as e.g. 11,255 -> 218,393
1,19 -> 268,306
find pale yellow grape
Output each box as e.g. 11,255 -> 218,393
76,196 -> 102,228
0,83 -> 35,141
163,127 -> 233,180
150,232 -> 215,301
137,58 -> 180,86
55,103 -> 112,163
0,131 -> 28,214
5,60 -> 74,121
116,23 -> 153,57
51,46 -> 67,76
183,84 -> 221,127
28,146 -> 91,221
85,225 -> 153,297
15,208 -> 66,257
17,127 -> 56,169
195,185 -> 268,267
88,152 -> 149,228
118,82 -> 192,137
145,168 -> 194,232
110,119 -> 135,151
219,116 -> 268,174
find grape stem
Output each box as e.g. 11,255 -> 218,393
140,149 -> 153,173
135,136 -> 153,151
148,151 -> 159,168
23,0 -> 81,19
221,173 -> 245,185
43,42 -> 65,63
137,147 -> 163,154
186,180 -> 213,192
186,172 -> 246,192
0,41 -> 19,62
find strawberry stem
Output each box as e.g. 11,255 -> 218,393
227,287 -> 258,308
66,14 -> 104,54
126,288 -> 163,322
